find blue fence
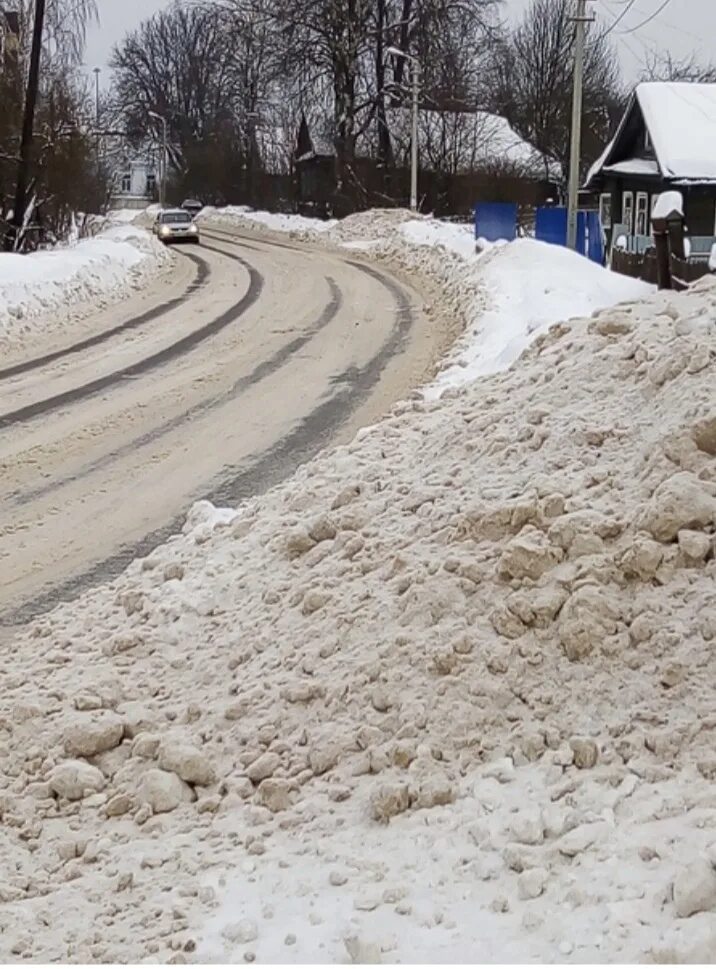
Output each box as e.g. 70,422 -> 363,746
474,202 -> 517,243
535,206 -> 604,264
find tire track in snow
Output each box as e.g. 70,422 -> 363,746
0,259 -> 415,626
0,250 -> 210,382
8,276 -> 343,507
0,245 -> 263,429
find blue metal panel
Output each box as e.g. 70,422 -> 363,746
474,202 -> 517,242
535,206 -> 568,247
586,210 -> 604,264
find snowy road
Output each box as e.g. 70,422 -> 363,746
0,227 -> 442,627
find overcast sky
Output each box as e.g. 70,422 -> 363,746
85,0 -> 716,85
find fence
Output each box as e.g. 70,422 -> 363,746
671,255 -> 713,289
611,247 -> 659,285
533,206 -> 604,264
611,246 -> 711,290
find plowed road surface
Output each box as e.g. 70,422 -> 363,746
0,225 -> 443,628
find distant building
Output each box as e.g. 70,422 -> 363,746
294,109 -> 559,217
110,156 -> 158,210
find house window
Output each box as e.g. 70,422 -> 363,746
120,172 -> 131,193
635,191 -> 649,236
146,172 -> 157,196
599,192 -> 612,229
622,191 -> 634,235
644,129 -> 652,154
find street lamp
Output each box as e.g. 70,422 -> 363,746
385,46 -> 421,212
148,109 -> 168,209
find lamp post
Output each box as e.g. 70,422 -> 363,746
148,109 -> 168,208
385,46 -> 421,212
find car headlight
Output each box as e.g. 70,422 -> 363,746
160,226 -> 171,237
189,223 -> 198,233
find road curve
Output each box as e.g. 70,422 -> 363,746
0,226 -> 447,629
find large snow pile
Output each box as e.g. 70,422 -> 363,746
426,238 -> 652,396
2,272 -> 715,962
0,224 -> 171,351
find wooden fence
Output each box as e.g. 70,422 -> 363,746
612,247 -> 711,290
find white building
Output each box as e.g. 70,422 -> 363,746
110,157 -> 158,210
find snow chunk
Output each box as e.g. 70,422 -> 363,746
652,190 -> 684,221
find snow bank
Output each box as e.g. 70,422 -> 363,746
398,217 -> 475,259
201,204 -> 337,235
427,237 -> 652,396
2,263 -> 715,961
0,224 -> 171,351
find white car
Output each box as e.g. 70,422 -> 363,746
153,209 -> 200,244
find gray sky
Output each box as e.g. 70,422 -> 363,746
84,0 -> 716,85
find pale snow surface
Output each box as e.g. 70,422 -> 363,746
653,190 -> 685,220
425,237 -> 653,397
398,218 -> 476,260
637,82 -> 716,181
200,205 -> 337,235
2,268 -> 715,963
0,223 -> 171,350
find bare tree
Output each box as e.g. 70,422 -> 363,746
4,0 -> 99,249
640,50 -> 716,83
112,1 -> 278,201
486,0 -> 623,181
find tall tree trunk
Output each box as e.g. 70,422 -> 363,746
6,0 -> 46,251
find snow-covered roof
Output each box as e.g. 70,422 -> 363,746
297,109 -> 557,179
383,108 -> 558,179
604,158 -> 660,176
587,82 -> 716,186
637,82 -> 716,181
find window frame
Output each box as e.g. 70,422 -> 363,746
635,191 -> 649,236
599,192 -> 612,230
622,190 -> 635,235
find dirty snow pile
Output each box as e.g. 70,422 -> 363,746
203,206 -> 652,394
2,270 -> 716,962
201,204 -> 338,236
0,224 -> 172,352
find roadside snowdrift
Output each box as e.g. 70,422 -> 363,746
0,224 -> 171,351
426,237 -> 652,395
2,265 -> 714,962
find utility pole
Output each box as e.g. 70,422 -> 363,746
566,0 -> 592,251
6,0 -> 46,251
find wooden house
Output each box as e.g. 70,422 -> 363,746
585,82 -> 716,242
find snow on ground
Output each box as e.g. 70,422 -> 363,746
425,238 -> 652,397
201,204 -> 337,235
1,260 -> 715,962
0,223 -> 172,352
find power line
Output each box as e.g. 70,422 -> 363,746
619,0 -> 673,35
599,0 -> 638,36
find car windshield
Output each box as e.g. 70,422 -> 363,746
163,212 -> 191,224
